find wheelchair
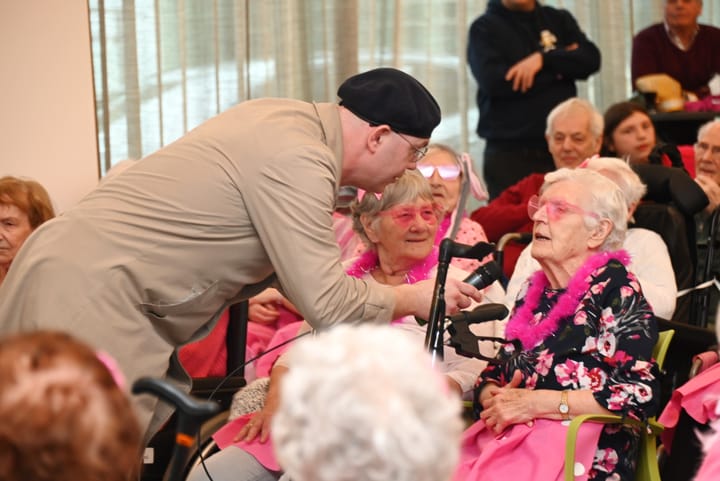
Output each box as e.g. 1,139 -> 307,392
139,302 -> 249,481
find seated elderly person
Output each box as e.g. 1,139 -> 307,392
0,176 -> 55,285
471,97 -> 603,277
416,143 -> 490,272
692,120 -> 720,327
345,143 -> 493,272
272,324 -> 463,481
456,168 -> 660,481
506,157 -> 677,320
0,331 -> 142,481
187,170 -> 506,481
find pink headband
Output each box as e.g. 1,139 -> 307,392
96,351 -> 127,389
459,152 -> 488,201
356,189 -> 382,201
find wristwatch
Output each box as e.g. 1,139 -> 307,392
559,390 -> 570,420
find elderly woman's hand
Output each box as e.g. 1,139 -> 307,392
233,365 -> 287,443
248,287 -> 300,325
479,371 -> 536,434
233,402 -> 276,443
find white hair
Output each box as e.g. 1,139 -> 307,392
272,324 -> 462,481
698,119 -> 720,140
545,97 -> 604,138
582,157 -> 647,208
542,168 -> 628,251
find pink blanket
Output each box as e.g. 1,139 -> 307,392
213,414 -> 280,471
454,418 -> 603,481
658,362 -> 720,452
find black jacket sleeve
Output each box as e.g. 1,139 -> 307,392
633,164 -> 709,216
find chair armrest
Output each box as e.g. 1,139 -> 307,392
564,414 -> 663,481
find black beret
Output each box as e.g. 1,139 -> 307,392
337,68 -> 441,139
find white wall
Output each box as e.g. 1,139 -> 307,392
0,1 -> 99,214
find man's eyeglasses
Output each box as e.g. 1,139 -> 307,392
417,164 -> 462,180
695,142 -> 720,159
395,132 -> 429,162
527,194 -> 599,221
378,204 -> 439,228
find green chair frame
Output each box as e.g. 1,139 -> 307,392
563,329 -> 675,481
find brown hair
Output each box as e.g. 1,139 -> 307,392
0,331 -> 142,481
602,101 -> 652,154
0,176 -> 55,228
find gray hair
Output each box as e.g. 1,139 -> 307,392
545,97 -> 604,139
542,168 -> 628,251
582,157 -> 647,209
697,119 -> 720,140
350,170 -> 436,247
426,143 -> 461,166
272,324 -> 462,481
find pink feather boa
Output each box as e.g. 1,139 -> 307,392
505,250 -> 631,350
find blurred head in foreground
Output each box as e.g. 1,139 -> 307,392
272,324 -> 463,481
0,331 -> 141,481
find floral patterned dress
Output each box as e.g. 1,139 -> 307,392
477,254 -> 660,481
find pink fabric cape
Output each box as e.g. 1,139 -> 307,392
658,362 -> 720,452
213,414 -> 280,471
453,418 -> 603,481
214,410 -> 605,479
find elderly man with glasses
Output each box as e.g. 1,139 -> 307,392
692,120 -> 720,326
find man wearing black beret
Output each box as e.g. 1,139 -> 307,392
0,67 -> 484,441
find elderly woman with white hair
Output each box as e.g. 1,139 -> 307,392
506,157 -> 677,320
456,168 -> 660,481
273,324 -> 464,481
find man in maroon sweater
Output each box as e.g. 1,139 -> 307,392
632,0 -> 720,99
470,97 -> 602,277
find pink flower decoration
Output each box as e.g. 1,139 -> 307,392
580,367 -> 607,391
594,448 -> 619,473
554,359 -> 586,388
535,349 -> 554,376
597,331 -> 617,357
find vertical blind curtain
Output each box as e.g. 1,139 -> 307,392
89,0 -> 720,175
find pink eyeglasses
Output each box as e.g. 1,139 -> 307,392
527,194 -> 599,221
417,164 -> 461,180
379,204 -> 439,228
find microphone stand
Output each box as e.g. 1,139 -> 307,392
424,239 -> 498,366
424,238 -> 453,365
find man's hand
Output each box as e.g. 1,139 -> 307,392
695,175 -> 720,213
505,52 -> 543,93
392,277 -> 483,321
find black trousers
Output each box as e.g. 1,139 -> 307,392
483,142 -> 554,200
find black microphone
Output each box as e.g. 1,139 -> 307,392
440,239 -> 496,263
447,303 -> 509,324
463,260 -> 503,290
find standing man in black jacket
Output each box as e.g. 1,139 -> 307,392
468,0 -> 601,199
